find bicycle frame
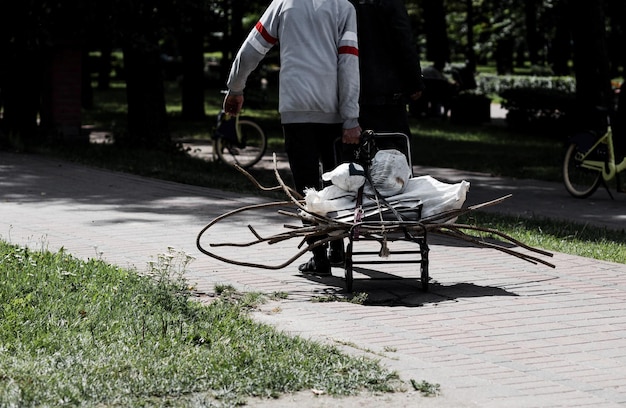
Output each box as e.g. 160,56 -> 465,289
576,128 -> 626,181
211,109 -> 267,169
214,111 -> 240,144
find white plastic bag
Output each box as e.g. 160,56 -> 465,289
304,185 -> 357,215
304,156 -> 469,222
321,162 -> 365,192
364,149 -> 411,197
388,175 -> 470,220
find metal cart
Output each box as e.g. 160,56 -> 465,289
333,132 -> 430,293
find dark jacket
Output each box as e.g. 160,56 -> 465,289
350,0 -> 425,105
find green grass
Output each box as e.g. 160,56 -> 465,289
43,83 -> 567,197
410,379 -> 441,397
80,82 -> 565,182
79,83 -> 566,182
458,212 -> 626,264
410,117 -> 564,181
0,244 -> 400,407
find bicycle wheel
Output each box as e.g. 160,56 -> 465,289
563,143 -> 602,198
215,120 -> 267,169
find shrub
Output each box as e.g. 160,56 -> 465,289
475,73 -> 577,135
499,87 -> 576,134
476,74 -> 576,96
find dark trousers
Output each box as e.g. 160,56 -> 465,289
284,122 -> 344,256
283,123 -> 342,196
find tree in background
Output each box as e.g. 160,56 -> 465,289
114,0 -> 170,149
423,0 -> 450,68
547,1 -> 572,76
179,2 -> 210,121
606,0 -> 626,79
0,2 -> 50,145
440,0 -> 621,109
524,0 -> 541,66
571,0 -> 613,129
464,0 -> 477,70
1,0 -> 625,151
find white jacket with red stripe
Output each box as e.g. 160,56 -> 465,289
226,0 -> 360,129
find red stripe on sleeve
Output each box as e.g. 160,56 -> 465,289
338,46 -> 359,56
255,21 -> 278,44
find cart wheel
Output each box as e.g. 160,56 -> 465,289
345,242 -> 354,293
420,260 -> 429,292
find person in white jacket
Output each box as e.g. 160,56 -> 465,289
223,0 -> 361,275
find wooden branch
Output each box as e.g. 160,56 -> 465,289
232,162 -> 296,194
196,161 -> 555,271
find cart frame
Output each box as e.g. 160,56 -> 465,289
333,132 -> 430,292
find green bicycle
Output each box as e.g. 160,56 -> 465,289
563,115 -> 626,198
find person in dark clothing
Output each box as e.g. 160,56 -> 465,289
349,0 -> 424,139
420,61 -> 459,118
328,0 -> 423,268
450,60 -> 478,92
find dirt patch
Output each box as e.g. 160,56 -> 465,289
245,389 -> 472,408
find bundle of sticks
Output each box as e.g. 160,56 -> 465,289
196,155 -> 555,270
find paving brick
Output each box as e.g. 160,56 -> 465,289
3,151 -> 626,407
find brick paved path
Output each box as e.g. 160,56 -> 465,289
1,151 -> 625,407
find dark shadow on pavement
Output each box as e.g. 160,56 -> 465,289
297,266 -> 518,307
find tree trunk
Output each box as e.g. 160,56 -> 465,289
81,50 -> 93,110
495,37 -> 514,75
220,0 -> 246,84
122,36 -> 170,150
97,45 -> 113,90
422,0 -> 450,66
181,14 -> 206,121
607,0 -> 626,78
524,0 -> 540,66
465,0 -> 476,71
571,0 -> 612,130
1,49 -> 43,145
549,2 -> 571,76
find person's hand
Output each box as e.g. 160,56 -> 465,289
223,94 -> 244,115
342,125 -> 362,144
409,90 -> 423,101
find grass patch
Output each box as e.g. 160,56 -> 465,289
410,379 -> 441,397
0,244 -> 400,407
35,84 -> 568,200
459,212 -> 626,264
410,118 -> 564,181
79,83 -> 565,182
